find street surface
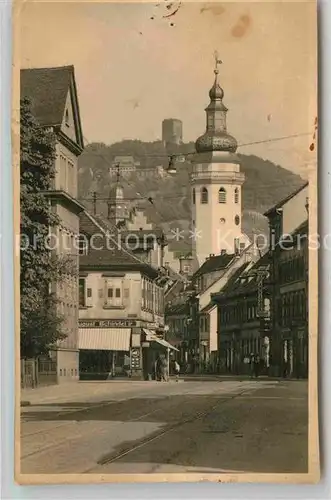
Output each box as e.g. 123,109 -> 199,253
20,379 -> 308,475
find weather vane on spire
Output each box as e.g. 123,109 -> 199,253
214,50 -> 222,74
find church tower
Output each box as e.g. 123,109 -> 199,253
107,164 -> 130,228
191,57 -> 247,266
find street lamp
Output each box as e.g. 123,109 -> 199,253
166,155 -> 177,175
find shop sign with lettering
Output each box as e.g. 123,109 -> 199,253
79,319 -> 137,328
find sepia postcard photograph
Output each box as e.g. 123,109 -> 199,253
14,0 -> 319,484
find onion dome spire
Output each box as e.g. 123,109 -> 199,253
195,54 -> 238,154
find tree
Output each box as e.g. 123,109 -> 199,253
20,98 -> 73,358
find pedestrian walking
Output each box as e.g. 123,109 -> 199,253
159,353 -> 168,382
174,360 -> 180,382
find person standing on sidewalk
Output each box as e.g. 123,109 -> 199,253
253,354 -> 261,378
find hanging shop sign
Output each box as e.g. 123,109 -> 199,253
130,347 -> 141,370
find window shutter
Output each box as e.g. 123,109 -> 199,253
104,278 -> 111,305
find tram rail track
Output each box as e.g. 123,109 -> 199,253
84,388 -> 253,473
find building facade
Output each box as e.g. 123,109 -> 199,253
191,64 -> 250,266
78,211 -> 177,379
109,155 -> 140,177
21,65 -> 85,382
264,182 -> 309,377
212,255 -> 271,374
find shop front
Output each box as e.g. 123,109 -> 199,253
78,319 -> 133,379
78,319 -> 178,380
141,329 -> 179,380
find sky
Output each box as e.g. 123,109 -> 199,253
18,0 -> 317,178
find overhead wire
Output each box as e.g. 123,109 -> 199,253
80,128 -> 315,225
78,129 -> 315,283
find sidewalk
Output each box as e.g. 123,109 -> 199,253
182,374 -> 297,382
20,378 -> 183,406
20,380 -> 152,406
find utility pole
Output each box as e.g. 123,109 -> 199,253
92,191 -> 97,216
256,266 -> 270,371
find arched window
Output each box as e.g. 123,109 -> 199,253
201,187 -> 208,204
192,188 -> 196,205
235,215 -> 240,226
234,188 -> 239,204
218,187 -> 226,203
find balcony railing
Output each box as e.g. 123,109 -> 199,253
191,171 -> 245,183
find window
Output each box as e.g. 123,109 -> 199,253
220,218 -> 226,224
65,109 -> 69,126
142,279 -> 146,310
67,160 -> 74,194
87,288 -> 92,298
78,235 -> 88,255
218,187 -> 226,203
79,278 -> 86,307
58,152 -> 75,196
200,187 -> 208,204
105,279 -> 123,307
192,188 -> 196,205
234,188 -> 239,204
235,215 -> 240,226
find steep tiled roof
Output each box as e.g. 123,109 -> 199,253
278,218 -> 308,249
212,252 -> 271,301
264,181 -> 308,217
20,65 -> 84,149
21,66 -> 73,127
79,212 -> 158,278
290,219 -> 308,237
165,302 -> 188,316
121,228 -> 166,242
193,253 -> 235,278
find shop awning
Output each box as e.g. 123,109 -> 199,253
78,328 -> 131,351
143,329 -> 179,351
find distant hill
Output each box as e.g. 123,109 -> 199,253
78,140 -> 305,250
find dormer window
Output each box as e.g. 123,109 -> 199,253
200,187 -> 208,204
78,234 -> 88,255
65,109 -> 69,127
218,187 -> 226,203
